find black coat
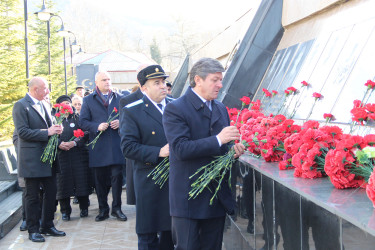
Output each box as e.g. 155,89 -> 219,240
119,88 -> 144,205
163,87 -> 233,219
12,94 -> 58,177
120,95 -> 173,234
79,90 -> 125,167
56,114 -> 91,199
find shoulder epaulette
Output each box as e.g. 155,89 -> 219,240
125,99 -> 144,108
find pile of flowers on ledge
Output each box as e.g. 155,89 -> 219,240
228,80 -> 375,207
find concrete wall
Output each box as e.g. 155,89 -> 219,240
282,0 -> 342,27
279,0 -> 375,49
190,1 -> 261,67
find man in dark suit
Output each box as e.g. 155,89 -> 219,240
166,81 -> 173,97
163,58 -> 245,250
79,71 -> 127,222
119,64 -> 148,206
13,77 -> 66,243
120,65 -> 174,250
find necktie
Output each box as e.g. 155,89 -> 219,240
103,94 -> 108,99
157,103 -> 163,111
205,101 -> 212,111
38,101 -> 45,116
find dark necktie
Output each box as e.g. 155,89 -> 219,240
157,103 -> 163,111
205,101 -> 212,111
103,94 -> 108,99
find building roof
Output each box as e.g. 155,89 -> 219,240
73,49 -> 156,72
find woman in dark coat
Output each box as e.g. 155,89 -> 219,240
55,95 -> 91,221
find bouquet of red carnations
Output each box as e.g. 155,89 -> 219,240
41,103 -> 73,165
87,107 -> 119,149
189,96 -> 250,205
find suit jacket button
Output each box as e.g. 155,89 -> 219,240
145,104 -> 149,107
152,131 -> 155,135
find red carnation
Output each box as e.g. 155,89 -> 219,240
323,113 -> 333,119
323,113 -> 335,122
364,80 -> 375,90
55,113 -> 61,118
286,87 -> 297,93
364,134 -> 375,146
368,113 -> 375,121
272,90 -> 278,96
114,107 -> 118,113
302,120 -> 320,130
312,92 -> 322,99
351,107 -> 368,125
240,96 -> 251,105
366,171 -> 375,208
365,103 -> 375,113
73,129 -> 85,138
353,99 -> 363,108
301,81 -> 309,86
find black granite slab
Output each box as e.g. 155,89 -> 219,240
239,154 -> 375,237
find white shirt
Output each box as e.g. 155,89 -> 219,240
191,88 -> 222,147
27,93 -> 45,115
144,93 -> 166,114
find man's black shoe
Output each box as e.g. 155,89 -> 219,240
20,220 -> 27,231
40,227 -> 66,237
247,221 -> 254,234
72,196 -> 79,204
62,213 -> 70,221
95,212 -> 109,222
29,232 -> 45,242
111,210 -> 127,221
80,209 -> 88,218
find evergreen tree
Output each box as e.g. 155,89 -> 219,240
0,0 -> 27,140
29,1 -> 75,103
150,38 -> 162,64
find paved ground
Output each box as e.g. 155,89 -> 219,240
0,191 -> 138,249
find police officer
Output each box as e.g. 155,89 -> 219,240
120,65 -> 174,250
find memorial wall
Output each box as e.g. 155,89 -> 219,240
253,0 -> 375,129
214,0 -> 375,249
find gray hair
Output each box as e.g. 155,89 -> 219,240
95,71 -> 110,81
189,58 -> 224,87
71,95 -> 83,103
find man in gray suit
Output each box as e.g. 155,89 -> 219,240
13,77 -> 66,243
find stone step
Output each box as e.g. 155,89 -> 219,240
0,191 -> 22,239
0,180 -> 17,203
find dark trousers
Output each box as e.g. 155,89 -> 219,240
122,164 -> 126,186
93,164 -> 122,213
59,196 -> 89,214
22,187 -> 26,220
138,231 -> 174,250
172,216 -> 225,250
24,174 -> 57,233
